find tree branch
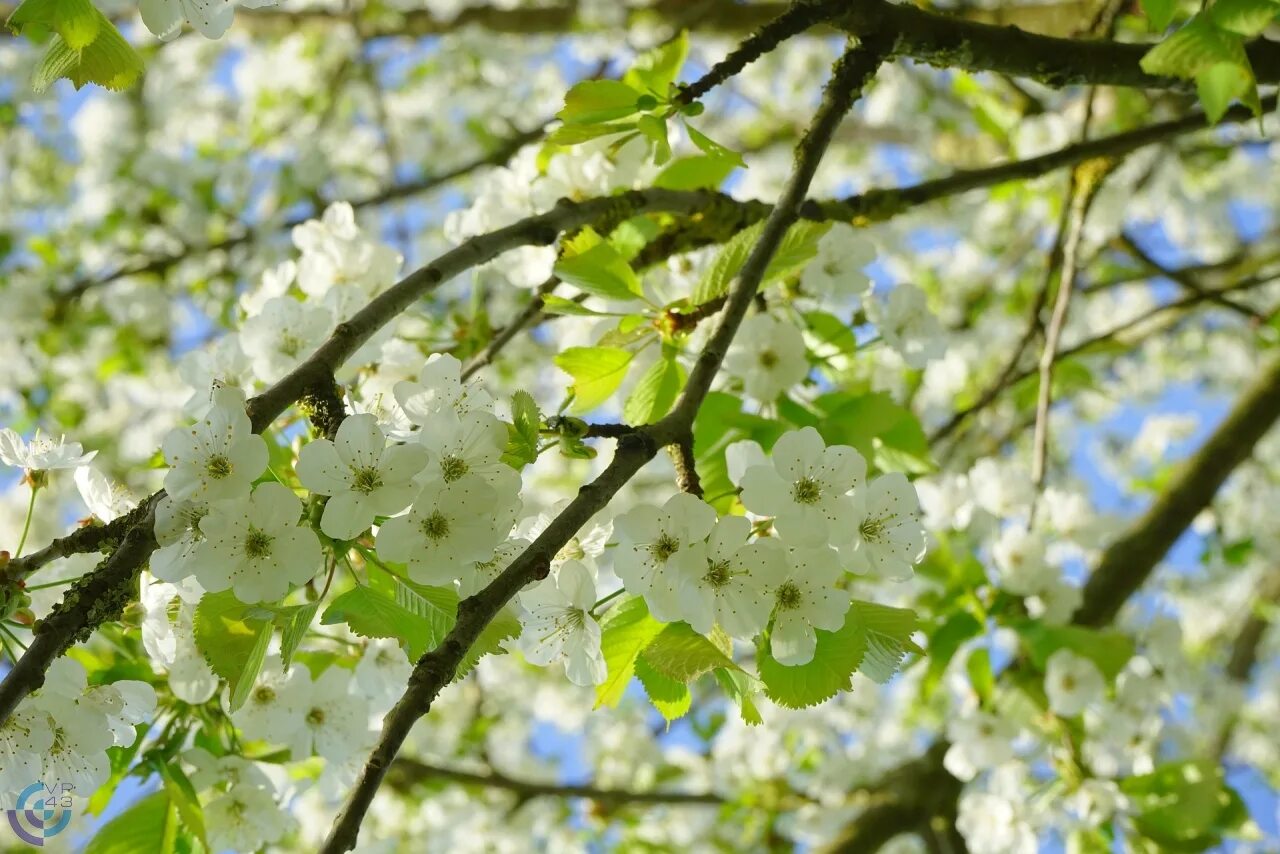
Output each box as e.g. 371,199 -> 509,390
387,756 -> 723,806
318,37 -> 890,853
833,0 -> 1280,90
1030,156 -> 1114,506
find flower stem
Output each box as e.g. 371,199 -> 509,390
23,576 -> 77,592
590,587 -> 626,616
13,484 -> 39,559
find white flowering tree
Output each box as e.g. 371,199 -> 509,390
2,1 -> 1280,852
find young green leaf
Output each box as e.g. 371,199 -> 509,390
554,346 -> 635,414
32,16 -> 144,92
84,792 -> 176,854
714,667 -> 764,725
653,155 -> 738,190
636,657 -> 692,722
684,121 -> 747,167
1141,0 -> 1178,31
595,595 -> 665,708
553,241 -> 643,301
851,600 -> 922,683
8,0 -> 101,49
1208,0 -> 1280,36
557,79 -> 645,125
639,621 -> 743,683
192,589 -> 275,712
623,30 -> 689,97
623,352 -> 685,425
757,604 -> 868,709
692,220 -> 831,306
637,114 -> 672,165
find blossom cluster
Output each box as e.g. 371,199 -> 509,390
615,426 -> 926,666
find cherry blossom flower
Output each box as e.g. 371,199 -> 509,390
801,224 -> 875,303
285,666 -> 374,762
240,296 -> 333,383
188,482 -> 322,603
723,313 -> 809,403
161,385 -> 267,504
0,428 -> 96,475
1044,649 -> 1105,717
739,427 -> 865,547
74,465 -> 136,522
838,473 -> 926,581
375,473 -> 511,585
296,413 -> 428,540
518,560 -> 606,687
867,282 -> 945,368
613,492 -> 717,622
675,515 -> 786,638
763,546 -> 848,666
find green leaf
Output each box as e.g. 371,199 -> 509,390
803,310 -> 859,359
623,31 -> 688,97
193,589 -> 275,713
654,155 -> 738,190
1195,60 -> 1258,122
623,352 -> 685,425
966,647 -> 996,706
85,792 -> 175,854
328,571 -> 516,675
8,0 -> 100,49
639,621 -> 742,683
814,391 -> 935,474
757,604 -> 868,709
547,121 -> 638,146
32,16 -> 144,92
276,601 -> 319,672
157,762 -> 208,849
637,114 -> 672,165
555,346 -> 635,414
1121,761 -> 1247,850
553,241 -> 643,301
691,220 -> 831,306
923,612 -> 982,698
1209,0 -> 1280,35
1141,0 -> 1179,30
595,595 -> 665,708
849,600 -> 921,683
557,79 -> 644,125
540,295 -> 622,317
1014,622 -> 1135,680
503,390 -> 542,468
1140,16 -> 1247,78
684,121 -> 747,167
323,584 -> 438,659
636,657 -> 692,721
714,667 -> 764,725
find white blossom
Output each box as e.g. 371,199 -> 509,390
296,413 -> 428,540
613,492 -> 717,622
723,314 -> 809,402
739,427 -> 866,547
187,481 -> 322,602
518,560 -> 606,687
161,385 -> 267,504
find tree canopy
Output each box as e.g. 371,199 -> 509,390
2,1 -> 1280,852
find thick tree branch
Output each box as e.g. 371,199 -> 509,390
833,0 -> 1280,90
319,38 -> 890,853
1075,356 -> 1280,625
387,756 -> 723,806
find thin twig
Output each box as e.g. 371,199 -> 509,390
1030,154 -> 1111,512
388,756 -> 723,806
